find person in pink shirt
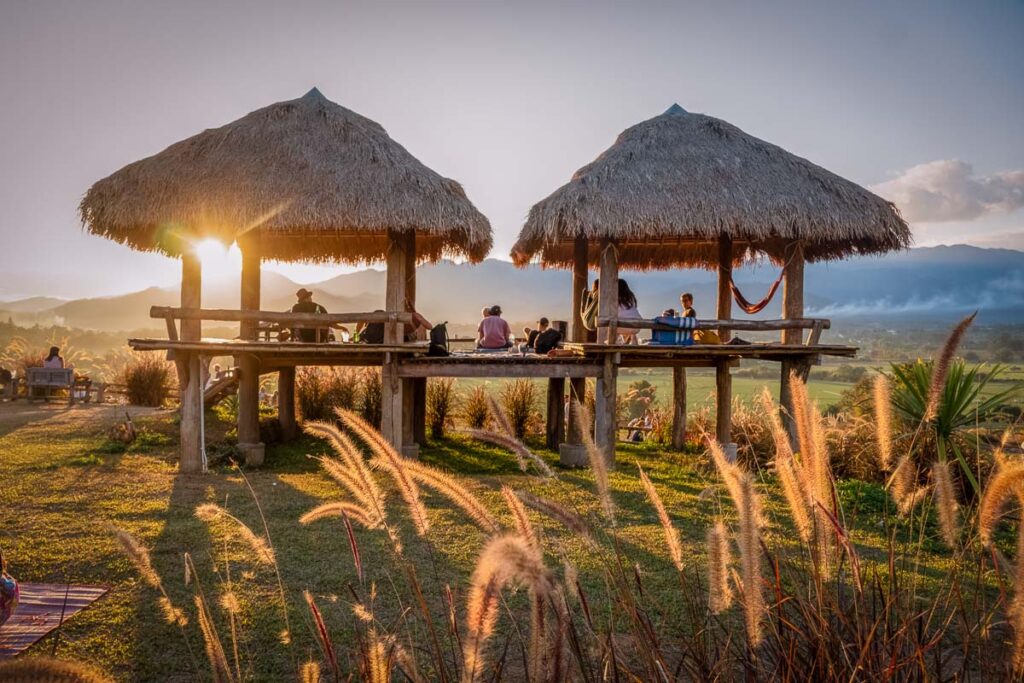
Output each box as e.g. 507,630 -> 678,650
477,305 -> 512,350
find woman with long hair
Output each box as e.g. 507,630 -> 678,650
42,346 -> 64,369
616,279 -> 642,344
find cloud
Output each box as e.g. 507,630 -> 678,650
871,160 -> 1024,222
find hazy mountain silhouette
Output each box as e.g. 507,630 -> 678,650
1,245 -> 1021,331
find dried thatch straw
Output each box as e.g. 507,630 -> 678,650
80,88 -> 492,263
512,104 -> 909,269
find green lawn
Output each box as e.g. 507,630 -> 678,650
0,401 -> 975,681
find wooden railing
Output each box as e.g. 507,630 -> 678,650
595,317 -> 830,346
151,306 -> 414,342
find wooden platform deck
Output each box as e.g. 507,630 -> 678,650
130,337 -> 856,375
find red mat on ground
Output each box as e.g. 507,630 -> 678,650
0,584 -> 108,658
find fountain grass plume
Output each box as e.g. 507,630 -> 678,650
194,503 -> 275,565
305,420 -> 387,516
707,520 -> 733,614
487,394 -> 516,439
873,375 -> 894,470
515,490 -> 599,548
575,400 -> 615,525
737,472 -> 766,647
305,590 -> 339,681
758,386 -> 793,462
501,485 -> 538,550
979,461 -> 1024,546
300,501 -> 376,528
637,465 -> 683,571
195,593 -> 233,683
462,533 -> 561,683
402,459 -> 501,533
336,408 -> 430,537
457,428 -> 555,477
776,456 -> 813,543
0,657 -> 115,683
925,312 -> 976,421
932,460 -> 960,547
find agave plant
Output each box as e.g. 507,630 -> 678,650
889,358 -> 1021,494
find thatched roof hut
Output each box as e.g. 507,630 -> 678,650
511,104 -> 910,269
80,88 -> 492,263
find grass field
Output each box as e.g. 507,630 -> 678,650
0,400 -> 984,681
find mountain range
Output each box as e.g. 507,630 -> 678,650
2,245 -> 1022,333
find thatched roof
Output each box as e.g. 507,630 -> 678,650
511,104 -> 910,269
80,88 -> 492,263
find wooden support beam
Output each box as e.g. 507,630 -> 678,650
571,235 -> 588,343
717,234 -> 733,343
562,237 -> 590,466
278,367 -> 297,441
594,354 -> 617,467
672,366 -> 687,450
237,244 -> 264,467
782,241 -> 805,345
413,378 -> 427,444
546,378 -> 566,450
381,229 -> 411,455
151,307 -> 412,326
597,239 -> 618,344
179,251 -> 203,474
715,359 -> 732,448
781,240 -> 806,443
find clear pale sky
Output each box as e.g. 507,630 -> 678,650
1,0 -> 1022,300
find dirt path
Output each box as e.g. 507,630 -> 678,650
0,402 -> 165,438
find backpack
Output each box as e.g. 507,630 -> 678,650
360,322 -> 385,345
428,322 -> 449,357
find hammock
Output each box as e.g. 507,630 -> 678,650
727,246 -> 799,314
729,272 -> 784,314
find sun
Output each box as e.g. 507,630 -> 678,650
194,238 -> 227,264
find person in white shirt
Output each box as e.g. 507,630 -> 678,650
616,280 -> 643,344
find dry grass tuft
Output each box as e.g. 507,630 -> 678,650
0,656 -> 115,682
932,460 -> 960,547
195,594 -> 233,683
707,520 -> 733,614
299,501 -> 376,529
402,459 -> 500,533
516,490 -> 598,548
501,485 -> 538,550
457,428 -> 554,477
576,401 -> 616,524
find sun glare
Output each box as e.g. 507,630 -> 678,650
194,239 -> 242,275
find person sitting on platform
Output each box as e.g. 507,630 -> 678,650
680,292 -> 697,319
205,363 -> 223,390
357,307 -> 433,344
291,288 -> 329,342
477,305 -> 512,350
519,317 -> 563,354
616,279 -> 643,344
43,346 -> 65,368
679,291 -> 722,344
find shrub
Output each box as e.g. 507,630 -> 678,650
501,379 -> 540,439
359,368 -> 382,427
462,385 -> 491,429
426,378 -> 458,439
121,353 -> 172,406
296,367 -> 360,422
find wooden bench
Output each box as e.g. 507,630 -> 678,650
21,368 -> 105,404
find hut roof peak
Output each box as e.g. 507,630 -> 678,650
663,103 -> 688,115
302,86 -> 326,100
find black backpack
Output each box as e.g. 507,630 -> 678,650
428,322 -> 449,356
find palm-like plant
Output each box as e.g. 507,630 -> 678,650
889,359 -> 1021,495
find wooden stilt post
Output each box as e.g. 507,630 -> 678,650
715,235 -> 735,458
562,235 -> 590,466
237,243 -> 264,466
597,238 -> 618,344
672,366 -> 687,450
404,232 -> 427,447
594,239 -> 619,466
382,229 -> 413,456
546,378 -> 566,449
278,366 -> 297,441
178,251 -> 203,473
780,240 -> 805,445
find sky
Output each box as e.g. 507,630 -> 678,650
1,0 -> 1022,300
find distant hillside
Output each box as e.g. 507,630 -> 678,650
2,245 -> 1021,331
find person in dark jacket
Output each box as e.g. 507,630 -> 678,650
291,288 -> 329,342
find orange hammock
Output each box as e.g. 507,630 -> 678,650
727,247 -> 799,314
729,273 -> 784,314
